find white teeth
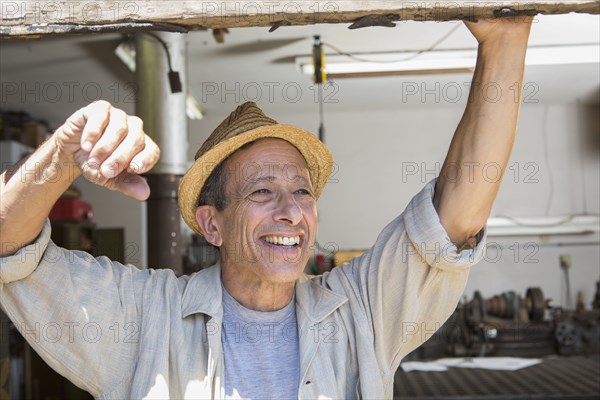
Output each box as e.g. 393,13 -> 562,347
264,236 -> 300,246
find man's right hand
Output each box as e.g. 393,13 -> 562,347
0,101 -> 160,256
55,100 -> 160,200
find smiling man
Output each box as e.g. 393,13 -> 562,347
190,130 -> 326,397
0,18 -> 532,399
199,139 -> 318,306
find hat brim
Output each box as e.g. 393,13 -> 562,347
178,124 -> 333,236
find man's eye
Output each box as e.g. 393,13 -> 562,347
295,189 -> 313,196
248,188 -> 273,202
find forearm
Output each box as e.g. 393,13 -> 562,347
435,35 -> 529,244
0,137 -> 80,256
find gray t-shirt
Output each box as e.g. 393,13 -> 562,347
222,286 -> 300,399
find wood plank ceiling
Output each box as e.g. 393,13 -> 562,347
1,1 -> 599,38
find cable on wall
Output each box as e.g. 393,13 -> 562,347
322,23 -> 463,64
143,32 -> 183,93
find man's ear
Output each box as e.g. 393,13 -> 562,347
195,205 -> 223,247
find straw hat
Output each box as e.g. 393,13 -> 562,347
178,102 -> 333,236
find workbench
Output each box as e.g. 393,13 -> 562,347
394,356 -> 600,399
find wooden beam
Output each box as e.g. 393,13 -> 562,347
1,1 -> 599,38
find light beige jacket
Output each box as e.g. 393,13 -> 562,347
0,180 -> 485,399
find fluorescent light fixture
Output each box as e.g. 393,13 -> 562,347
298,50 -> 477,78
486,215 -> 600,237
297,44 -> 599,79
115,41 -> 203,120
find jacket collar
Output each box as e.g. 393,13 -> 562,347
181,263 -> 224,320
181,264 -> 348,323
294,273 -> 348,323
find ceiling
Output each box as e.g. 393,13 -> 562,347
0,13 -> 598,127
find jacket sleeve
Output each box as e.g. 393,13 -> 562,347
332,179 -> 486,374
0,219 -> 147,397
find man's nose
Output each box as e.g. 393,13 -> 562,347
274,192 -> 303,225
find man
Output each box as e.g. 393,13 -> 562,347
0,18 -> 532,399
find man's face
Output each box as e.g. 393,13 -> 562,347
213,138 -> 318,285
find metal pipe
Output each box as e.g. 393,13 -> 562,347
136,32 -> 187,274
135,32 -> 187,175
145,174 -> 183,273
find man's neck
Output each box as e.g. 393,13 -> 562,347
221,269 -> 295,312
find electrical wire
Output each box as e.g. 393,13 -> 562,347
541,105 -> 555,216
140,32 -> 182,93
143,32 -> 175,73
322,23 -> 463,64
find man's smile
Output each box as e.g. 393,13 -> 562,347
261,235 -> 301,246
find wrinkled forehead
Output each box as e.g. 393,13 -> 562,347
226,138 -> 311,179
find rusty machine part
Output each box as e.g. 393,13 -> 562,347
555,320 -> 581,351
468,287 -> 547,324
485,290 -> 520,320
406,284 -> 600,361
470,287 -> 600,357
554,308 -> 600,356
526,287 -> 546,322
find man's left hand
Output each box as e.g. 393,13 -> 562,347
465,16 -> 534,46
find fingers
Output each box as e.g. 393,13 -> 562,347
128,134 -> 160,175
104,173 -> 151,201
72,101 -> 161,199
80,100 -> 112,152
94,113 -> 137,178
87,107 -> 128,174
82,105 -> 159,177
95,116 -> 160,178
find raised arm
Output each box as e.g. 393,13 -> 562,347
0,100 -> 159,256
433,17 -> 534,246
